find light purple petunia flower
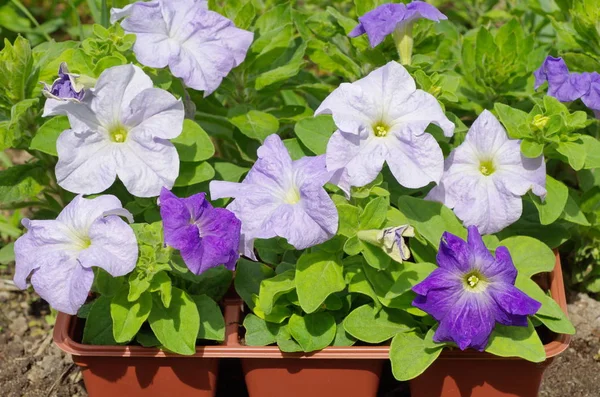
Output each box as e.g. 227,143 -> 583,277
413,226 -> 541,351
13,195 -> 138,315
111,0 -> 253,96
209,134 -> 339,260
534,56 -> 600,115
316,61 -> 454,192
159,188 -> 241,274
427,110 -> 546,235
349,1 -> 447,48
43,63 -> 85,102
48,64 -> 184,198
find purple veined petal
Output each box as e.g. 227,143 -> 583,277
92,64 -> 154,125
265,202 -> 334,250
55,130 -> 117,195
298,183 -> 339,238
405,1 -> 448,23
385,127 -> 445,188
30,258 -> 94,315
328,166 -> 352,198
485,246 -> 518,284
292,155 -> 330,188
357,3 -> 407,48
465,225 -> 497,273
77,216 -> 138,277
348,23 -> 366,38
436,231 -> 472,273
412,267 -> 461,296
243,134 -> 295,190
433,293 -> 497,351
114,133 -> 179,197
159,188 -> 210,246
581,72 -> 600,111
534,56 -> 591,102
464,110 -> 509,156
325,130 -> 387,188
124,88 -> 184,140
494,141 -> 547,199
412,282 -> 464,322
488,283 -> 541,318
388,89 -> 455,137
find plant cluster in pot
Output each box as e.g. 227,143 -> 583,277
7,1 -> 589,397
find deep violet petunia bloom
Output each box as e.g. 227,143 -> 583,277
316,61 -> 454,192
14,195 -> 138,315
111,0 -> 253,96
412,226 -> 541,351
159,188 -> 241,274
534,56 -> 600,116
209,134 -> 339,260
426,110 -> 546,235
48,64 -> 184,198
349,1 -> 447,48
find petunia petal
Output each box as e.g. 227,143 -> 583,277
385,127 -> 445,188
412,268 -> 461,296
55,129 -> 117,195
485,246 -> 518,284
437,231 -> 472,273
326,130 -> 387,188
488,283 -> 541,318
389,89 -> 455,137
57,194 -> 125,232
115,134 -> 179,197
125,88 -> 184,139
78,217 -> 138,277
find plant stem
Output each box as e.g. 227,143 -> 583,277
393,23 -> 414,66
11,0 -> 52,42
101,0 -> 109,28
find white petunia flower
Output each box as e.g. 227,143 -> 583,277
49,64 -> 184,197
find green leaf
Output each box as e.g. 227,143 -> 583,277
359,196 -> 389,230
556,140 -> 586,170
521,140 -> 544,158
184,265 -> 233,302
344,304 -> 416,343
531,175 -> 568,225
29,116 -> 69,156
397,196 -> 466,246
82,296 -> 117,345
390,331 -> 443,381
174,161 -> 215,186
385,262 -> 438,299
580,135 -> 600,169
230,110 -> 279,142
276,324 -> 303,352
494,103 -> 529,139
148,287 -> 200,355
288,312 -> 336,352
256,42 -> 307,90
485,321 -> 545,362
234,258 -> 275,309
515,276 -> 565,319
0,242 -> 15,265
0,163 -> 48,204
243,313 -> 280,346
111,289 -> 152,344
149,271 -> 172,308
258,269 -> 296,315
499,236 -> 555,277
172,119 -> 215,162
192,294 -> 225,342
360,240 -> 391,270
535,313 -> 575,335
294,115 -> 336,155
561,192 -> 590,226
0,36 -> 34,106
295,251 -> 345,313
337,203 -> 360,237
213,161 -> 249,182
93,268 -> 124,297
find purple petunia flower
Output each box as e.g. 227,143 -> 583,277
43,63 -> 85,101
413,226 -> 541,351
159,188 -> 241,274
111,0 -> 253,96
14,195 -> 138,315
209,134 -> 339,260
534,56 -> 600,115
427,110 -> 546,235
349,1 -> 447,48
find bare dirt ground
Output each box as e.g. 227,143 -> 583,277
0,271 -> 598,396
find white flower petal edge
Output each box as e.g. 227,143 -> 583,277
54,64 -> 184,197
427,110 -> 547,234
316,61 -> 454,190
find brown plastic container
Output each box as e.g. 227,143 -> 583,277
409,252 -> 571,397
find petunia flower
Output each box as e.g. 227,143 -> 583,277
159,188 -> 241,274
534,56 -> 600,117
111,0 -> 253,96
426,110 -> 546,235
42,63 -> 97,117
209,134 -> 338,260
357,225 -> 415,263
349,1 -> 447,62
413,226 -> 541,351
316,61 -> 454,191
13,195 -> 138,315
49,64 -> 184,198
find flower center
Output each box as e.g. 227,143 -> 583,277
109,125 -> 128,143
283,187 -> 301,204
479,160 -> 495,176
373,122 -> 390,138
463,271 -> 487,292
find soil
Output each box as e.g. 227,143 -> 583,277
1,273 -> 599,397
